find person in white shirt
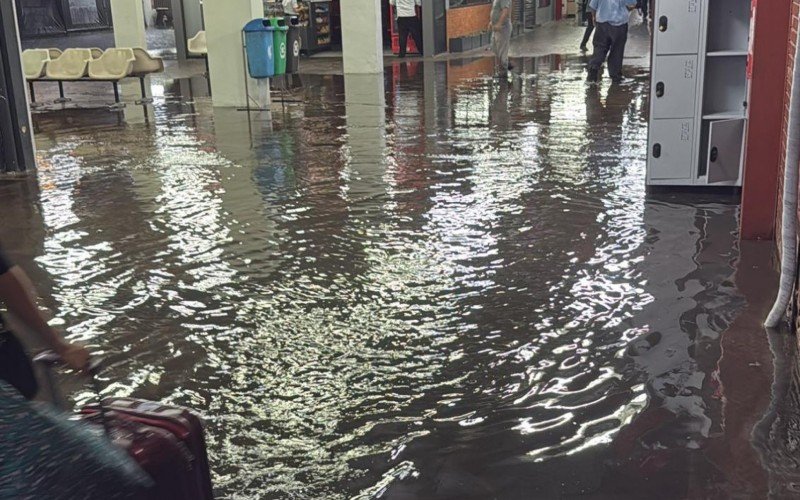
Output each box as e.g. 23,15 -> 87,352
283,0 -> 298,16
390,0 -> 423,58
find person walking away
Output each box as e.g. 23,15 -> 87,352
489,0 -> 513,76
283,0 -> 299,25
390,0 -> 423,57
587,0 -> 637,84
578,0 -> 595,52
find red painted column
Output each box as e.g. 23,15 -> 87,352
555,0 -> 563,21
740,0 -> 792,240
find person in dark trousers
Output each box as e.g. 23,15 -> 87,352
579,0 -> 595,52
587,0 -> 638,84
637,0 -> 649,21
390,0 -> 423,58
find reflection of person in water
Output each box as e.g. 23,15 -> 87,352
584,82 -> 635,152
488,79 -> 511,129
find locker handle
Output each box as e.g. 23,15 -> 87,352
659,16 -> 668,33
710,147 -> 719,163
656,82 -> 665,98
653,143 -> 662,158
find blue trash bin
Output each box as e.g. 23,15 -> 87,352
243,19 -> 275,78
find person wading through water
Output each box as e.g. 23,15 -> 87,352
489,0 -> 513,77
586,0 -> 637,84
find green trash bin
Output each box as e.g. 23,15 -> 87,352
268,17 -> 289,75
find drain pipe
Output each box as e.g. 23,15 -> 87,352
765,32 -> 800,328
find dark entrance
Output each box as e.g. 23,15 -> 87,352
0,2 -> 35,173
15,0 -> 112,38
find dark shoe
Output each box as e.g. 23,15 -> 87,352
507,62 -> 515,71
580,44 -> 588,52
587,67 -> 599,83
611,76 -> 624,84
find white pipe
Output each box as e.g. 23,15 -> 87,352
765,31 -> 800,328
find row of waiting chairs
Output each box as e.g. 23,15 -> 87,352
22,48 -> 165,109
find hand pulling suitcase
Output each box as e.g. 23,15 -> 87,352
34,351 -> 214,500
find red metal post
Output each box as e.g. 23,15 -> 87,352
740,0 -> 792,240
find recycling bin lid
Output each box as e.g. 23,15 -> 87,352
243,18 -> 275,32
269,17 -> 286,28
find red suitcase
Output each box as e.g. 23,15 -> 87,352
34,352 -> 215,500
82,411 -> 196,499
82,398 -> 214,500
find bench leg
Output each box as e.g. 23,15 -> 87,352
54,81 -> 71,104
108,82 -> 126,111
28,81 -> 43,109
135,77 -> 153,105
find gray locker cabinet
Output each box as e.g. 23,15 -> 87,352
646,0 -> 751,188
649,119 -> 695,181
651,55 -> 699,119
706,119 -> 745,184
654,0 -> 703,55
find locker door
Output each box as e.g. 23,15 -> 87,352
648,119 -> 694,181
654,0 -> 702,55
707,119 -> 745,184
651,55 -> 698,119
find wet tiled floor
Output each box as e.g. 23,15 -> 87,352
2,24 -> 794,500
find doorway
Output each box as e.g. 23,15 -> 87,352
536,0 -> 553,24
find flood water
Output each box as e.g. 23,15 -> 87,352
0,57 -> 791,498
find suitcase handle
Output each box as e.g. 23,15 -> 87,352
34,350 -> 104,374
33,350 -> 112,438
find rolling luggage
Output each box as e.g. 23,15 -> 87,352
35,352 -> 214,500
82,398 -> 214,499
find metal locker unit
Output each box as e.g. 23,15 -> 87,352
653,0 -> 702,55
646,0 -> 751,187
651,55 -> 698,119
648,119 -> 695,181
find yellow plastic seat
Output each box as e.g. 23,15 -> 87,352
130,48 -> 165,77
87,48 -> 135,81
47,48 -> 63,60
22,49 -> 50,80
45,48 -> 92,80
89,48 -> 104,59
188,31 -> 208,56
129,48 -> 164,103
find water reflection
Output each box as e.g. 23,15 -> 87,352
1,57 -> 780,499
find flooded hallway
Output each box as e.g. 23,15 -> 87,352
1,2 -> 799,499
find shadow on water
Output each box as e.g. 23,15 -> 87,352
0,55 -> 790,499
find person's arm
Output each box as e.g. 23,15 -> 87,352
496,8 -> 510,27
493,0 -> 511,30
0,266 -> 90,370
